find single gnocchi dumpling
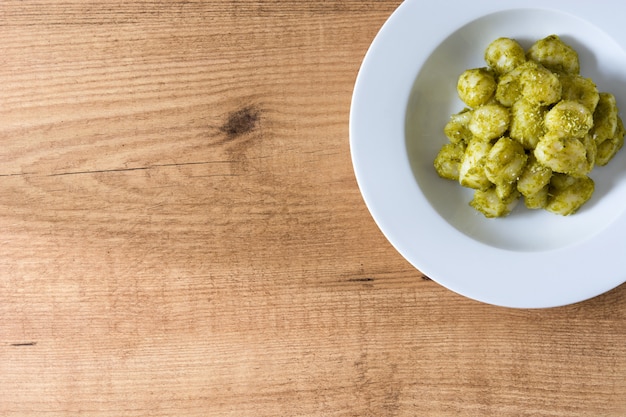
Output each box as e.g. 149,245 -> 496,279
545,174 -> 594,216
458,138 -> 493,190
523,185 -> 550,209
468,103 -> 510,141
484,37 -> 526,75
591,92 -> 618,144
495,60 -> 538,107
596,115 -> 625,166
581,133 -> 597,174
520,64 -> 562,106
444,108 -> 473,144
526,34 -> 580,74
509,98 -> 546,150
434,142 -> 466,181
559,74 -> 599,113
457,68 -> 497,108
494,181 -> 517,201
484,136 -> 528,187
534,132 -> 591,177
517,154 -> 552,197
470,187 -> 520,218
544,100 -> 593,139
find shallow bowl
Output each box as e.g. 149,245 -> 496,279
350,0 -> 626,308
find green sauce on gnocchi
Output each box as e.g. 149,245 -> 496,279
434,35 -> 625,217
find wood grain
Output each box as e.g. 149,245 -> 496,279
0,1 -> 624,416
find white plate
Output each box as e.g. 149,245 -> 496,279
350,0 -> 626,308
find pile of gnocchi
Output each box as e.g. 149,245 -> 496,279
434,35 -> 625,217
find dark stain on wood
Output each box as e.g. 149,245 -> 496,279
220,106 -> 260,140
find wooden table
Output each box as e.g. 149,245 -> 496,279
1,1 -> 624,416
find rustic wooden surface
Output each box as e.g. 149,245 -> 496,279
0,1 -> 624,416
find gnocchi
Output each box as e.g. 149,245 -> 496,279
457,68 -> 497,108
544,100 -> 593,139
509,98 -> 546,150
434,35 -> 625,217
468,103 -> 510,141
526,34 -> 580,75
484,37 -> 526,75
559,74 -> 599,113
517,154 -> 552,209
520,64 -> 562,106
458,138 -> 493,190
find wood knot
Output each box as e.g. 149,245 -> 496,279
220,106 -> 260,139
